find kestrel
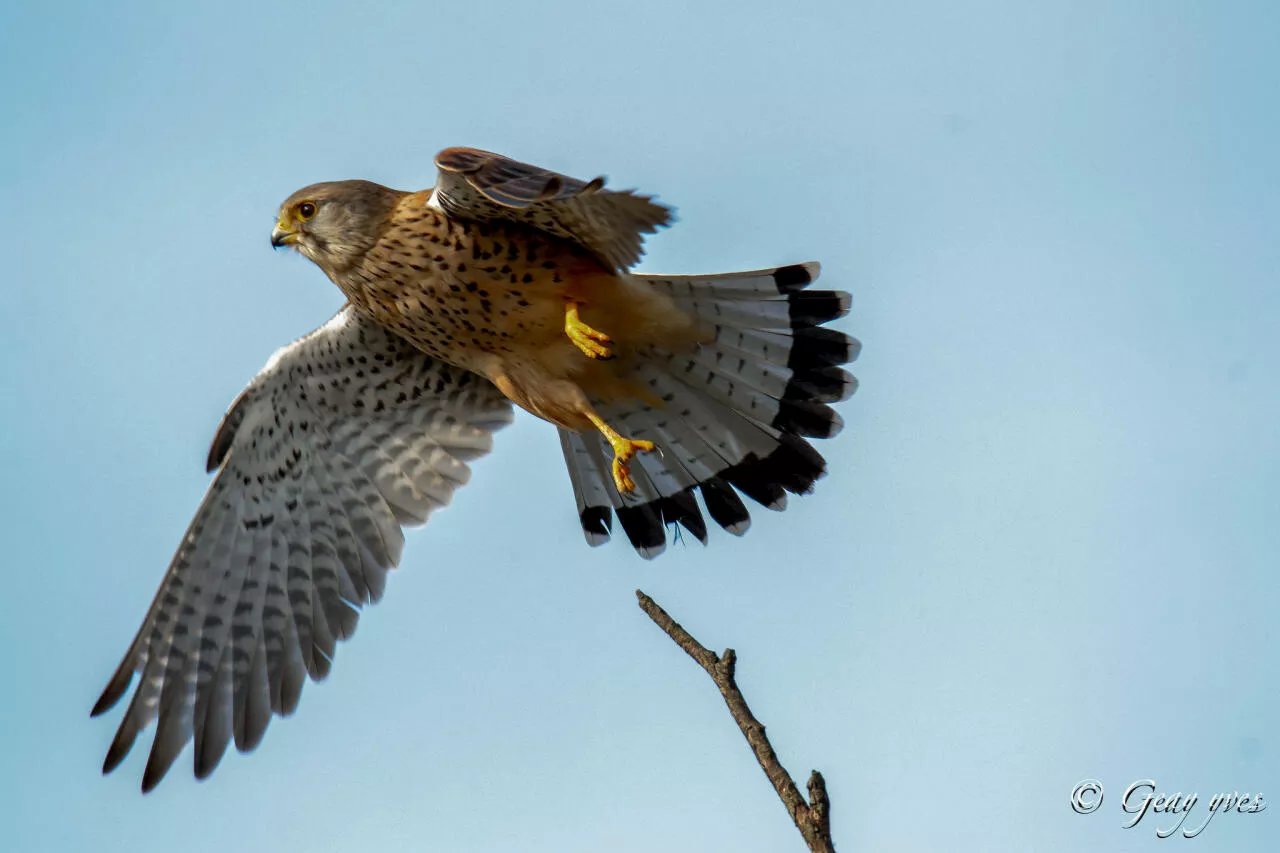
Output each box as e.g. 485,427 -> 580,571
94,148 -> 859,791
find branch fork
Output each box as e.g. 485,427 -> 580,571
636,590 -> 837,852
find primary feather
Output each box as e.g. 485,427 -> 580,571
93,307 -> 512,791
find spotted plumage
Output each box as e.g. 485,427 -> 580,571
97,148 -> 858,790
94,309 -> 512,791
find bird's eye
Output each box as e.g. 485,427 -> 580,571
297,201 -> 317,220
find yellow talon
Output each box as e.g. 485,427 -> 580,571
610,439 -> 656,493
565,301 -> 613,360
587,413 -> 655,494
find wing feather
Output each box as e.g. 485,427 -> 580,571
432,147 -> 673,271
93,306 -> 513,789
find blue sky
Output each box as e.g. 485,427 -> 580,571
1,1 -> 1276,850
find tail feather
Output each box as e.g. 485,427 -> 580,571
716,325 -> 857,369
698,476 -> 752,536
651,489 -> 708,544
559,431 -> 617,546
558,262 -> 857,558
648,290 -> 850,331
697,340 -> 857,404
660,350 -> 845,439
615,459 -> 669,560
642,262 -> 821,299
629,415 -> 719,487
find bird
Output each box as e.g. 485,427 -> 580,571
92,147 -> 859,792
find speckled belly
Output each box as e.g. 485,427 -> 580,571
339,210 -> 610,375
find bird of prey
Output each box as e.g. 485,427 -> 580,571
93,147 -> 859,791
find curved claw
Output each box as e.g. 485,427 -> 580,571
585,412 -> 655,494
610,438 -> 656,493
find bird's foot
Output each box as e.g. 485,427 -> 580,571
610,437 -> 656,494
586,413 -> 655,494
565,302 -> 613,360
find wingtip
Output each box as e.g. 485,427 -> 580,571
102,732 -> 134,776
434,146 -> 489,174
652,197 -> 677,230
90,676 -> 129,718
193,751 -> 224,782
89,695 -> 113,719
141,741 -> 182,794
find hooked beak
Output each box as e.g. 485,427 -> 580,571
270,223 -> 296,249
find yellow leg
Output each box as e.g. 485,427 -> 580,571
586,413 -> 655,494
565,301 -> 613,360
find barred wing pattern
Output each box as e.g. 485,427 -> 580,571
92,307 -> 513,791
432,146 -> 673,271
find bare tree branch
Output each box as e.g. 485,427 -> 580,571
636,590 -> 837,853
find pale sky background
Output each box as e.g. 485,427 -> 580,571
1,2 -> 1276,851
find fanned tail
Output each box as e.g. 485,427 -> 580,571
558,263 -> 858,558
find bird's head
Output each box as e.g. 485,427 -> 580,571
271,180 -> 401,275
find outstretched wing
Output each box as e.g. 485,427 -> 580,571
431,146 -> 674,271
92,306 -> 513,791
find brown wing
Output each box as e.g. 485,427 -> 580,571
432,147 -> 673,271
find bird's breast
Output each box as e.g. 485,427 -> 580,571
339,214 -> 612,375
